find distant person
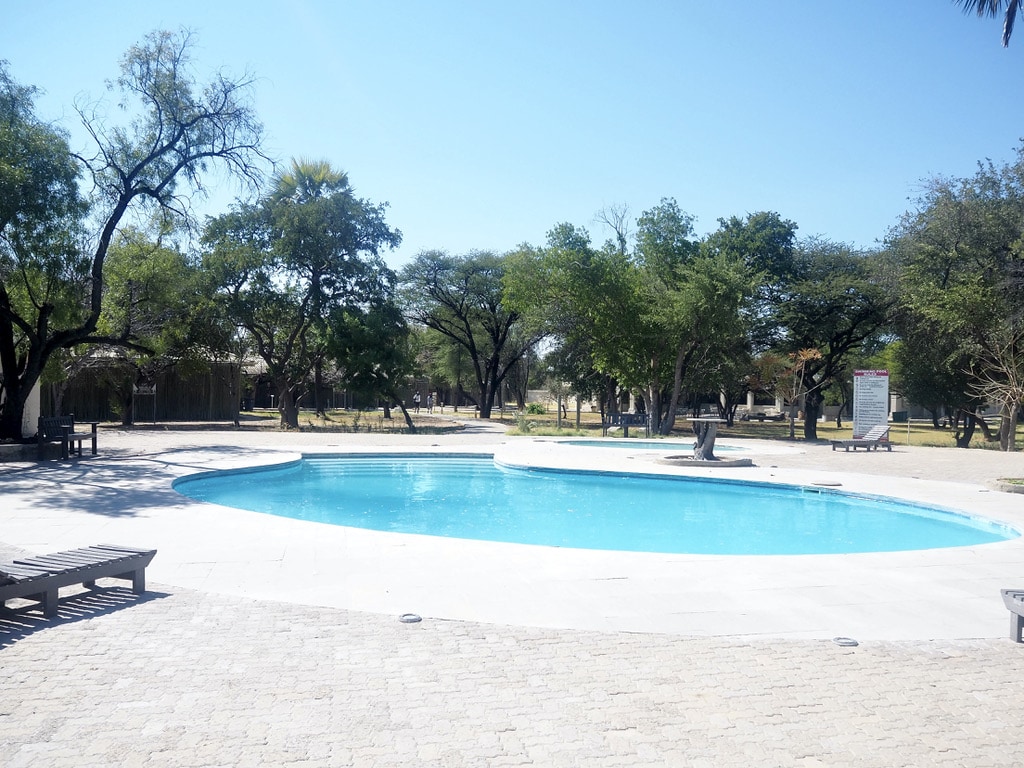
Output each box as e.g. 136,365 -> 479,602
426,393 -> 434,413
413,390 -> 421,413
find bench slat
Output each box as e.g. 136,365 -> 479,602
0,545 -> 156,617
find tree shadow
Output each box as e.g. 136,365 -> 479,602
0,586 -> 169,649
2,445 -> 292,518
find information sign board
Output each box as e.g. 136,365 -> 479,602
852,370 -> 889,439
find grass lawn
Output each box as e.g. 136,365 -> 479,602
487,409 -> 1022,450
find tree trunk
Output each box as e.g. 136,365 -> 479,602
313,359 -> 324,417
692,420 -> 720,460
277,380 -> 300,429
802,389 -> 823,440
397,401 -> 416,432
0,334 -> 47,441
604,376 -> 619,418
120,388 -> 135,426
477,385 -> 493,418
999,403 -> 1019,452
0,377 -> 31,442
51,380 -> 69,420
954,409 -> 976,448
659,346 -> 690,436
386,390 -> 416,433
974,413 -> 997,442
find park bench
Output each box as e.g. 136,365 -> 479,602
0,545 -> 157,618
1002,588 -> 1024,643
740,411 -> 785,422
37,414 -> 98,460
601,412 -> 650,438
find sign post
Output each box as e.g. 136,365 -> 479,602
133,384 -> 157,424
852,370 -> 888,439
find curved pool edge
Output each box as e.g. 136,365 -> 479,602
494,440 -> 1024,538
4,434 -> 1024,641
170,442 -> 1022,554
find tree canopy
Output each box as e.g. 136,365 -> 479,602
0,30 -> 266,440
203,158 -> 401,428
400,250 -> 540,419
887,149 -> 1024,448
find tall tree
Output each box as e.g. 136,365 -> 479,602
204,159 -> 401,428
1,62 -> 88,437
773,239 -> 892,440
888,154 -> 1024,449
0,31 -> 266,440
506,203 -> 754,435
400,250 -> 540,418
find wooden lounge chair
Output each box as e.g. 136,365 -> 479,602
0,544 -> 156,617
830,424 -> 892,452
1002,588 -> 1024,643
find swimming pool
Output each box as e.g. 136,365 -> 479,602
173,454 -> 1016,555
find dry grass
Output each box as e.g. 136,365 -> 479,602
139,407 -> 1019,450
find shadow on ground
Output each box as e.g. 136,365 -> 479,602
0,444 -> 292,517
0,586 -> 168,649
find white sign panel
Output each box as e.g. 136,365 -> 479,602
852,370 -> 889,440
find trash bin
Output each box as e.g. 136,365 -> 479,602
892,411 -> 908,423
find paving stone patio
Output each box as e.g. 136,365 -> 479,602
2,583 -> 1022,767
3,423 -> 1024,766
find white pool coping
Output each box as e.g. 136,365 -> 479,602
3,431 -> 1023,641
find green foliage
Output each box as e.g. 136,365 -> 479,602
0,61 -> 89,375
525,402 -> 546,415
400,250 -> 542,418
702,212 -> 799,352
771,239 -> 892,438
203,158 -> 401,428
507,206 -> 757,434
888,148 -> 1024,448
635,197 -> 698,276
0,30 -> 267,439
514,410 -> 535,433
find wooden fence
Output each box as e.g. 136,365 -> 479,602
42,362 -> 241,423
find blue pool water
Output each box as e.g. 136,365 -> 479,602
173,455 -> 1016,555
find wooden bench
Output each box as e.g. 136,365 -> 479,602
37,414 -> 98,460
1002,588 -> 1024,643
0,545 -> 157,618
601,412 -> 650,438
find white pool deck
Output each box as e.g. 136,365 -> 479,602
3,421 -> 1023,641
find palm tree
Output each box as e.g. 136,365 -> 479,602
956,0 -> 1023,47
271,158 -> 349,203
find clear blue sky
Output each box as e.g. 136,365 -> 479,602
4,1 -> 1024,268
